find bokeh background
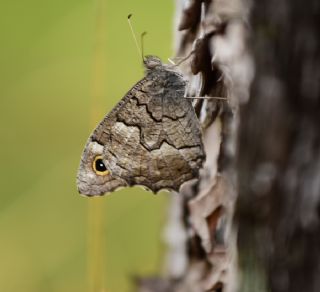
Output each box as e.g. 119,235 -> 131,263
0,1 -> 174,291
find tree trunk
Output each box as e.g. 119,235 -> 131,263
237,1 -> 320,291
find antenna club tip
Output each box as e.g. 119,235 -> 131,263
127,14 -> 132,19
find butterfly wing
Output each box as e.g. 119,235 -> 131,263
77,66 -> 205,195
77,140 -> 128,196
76,82 -> 145,196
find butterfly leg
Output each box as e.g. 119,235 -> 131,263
184,96 -> 228,101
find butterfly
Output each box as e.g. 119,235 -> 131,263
77,56 -> 205,196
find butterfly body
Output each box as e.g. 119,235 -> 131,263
77,56 -> 205,196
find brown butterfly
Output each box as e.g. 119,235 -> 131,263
77,56 -> 205,196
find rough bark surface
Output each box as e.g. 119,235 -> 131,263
166,1 -> 251,291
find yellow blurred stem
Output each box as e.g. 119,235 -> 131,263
87,0 -> 107,291
88,198 -> 106,292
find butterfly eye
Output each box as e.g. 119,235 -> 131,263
93,156 -> 110,176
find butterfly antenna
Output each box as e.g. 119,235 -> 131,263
127,14 -> 143,62
141,31 -> 147,61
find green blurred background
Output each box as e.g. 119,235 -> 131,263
0,0 -> 173,291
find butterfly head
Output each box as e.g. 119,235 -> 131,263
143,55 -> 163,70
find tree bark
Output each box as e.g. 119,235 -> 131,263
166,1 -> 251,291
237,1 -> 320,291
